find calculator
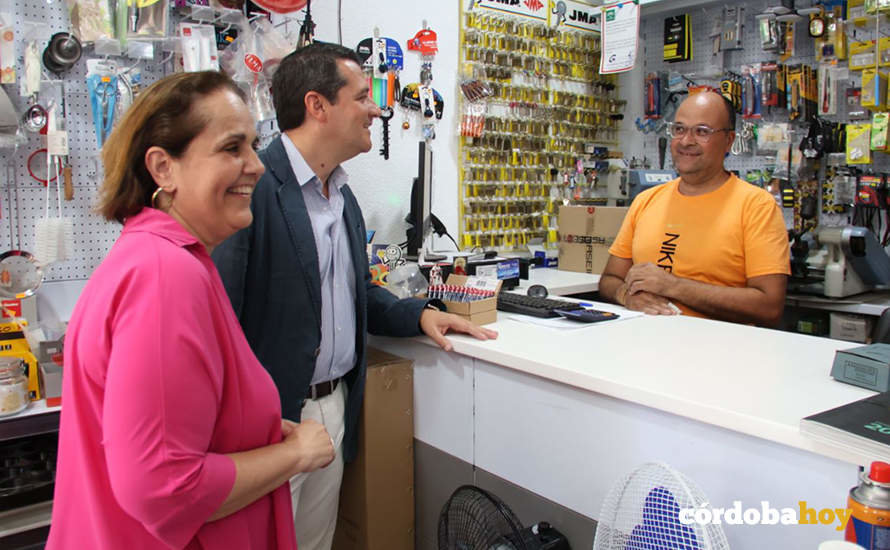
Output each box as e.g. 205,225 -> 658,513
553,308 -> 619,323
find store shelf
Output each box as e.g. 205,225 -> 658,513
0,501 -> 52,538
0,400 -> 61,442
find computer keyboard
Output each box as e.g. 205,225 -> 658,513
496,293 -> 587,318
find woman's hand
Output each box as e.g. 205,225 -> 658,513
281,418 -> 335,473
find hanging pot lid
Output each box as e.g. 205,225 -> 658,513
251,0 -> 307,14
43,33 -> 82,74
0,250 -> 44,299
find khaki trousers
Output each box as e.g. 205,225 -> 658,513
289,382 -> 347,550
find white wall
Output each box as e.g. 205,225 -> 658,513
307,2 -> 462,251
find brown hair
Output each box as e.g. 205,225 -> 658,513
96,71 -> 247,224
272,41 -> 361,131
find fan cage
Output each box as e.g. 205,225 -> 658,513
593,462 -> 731,550
438,484 -> 529,550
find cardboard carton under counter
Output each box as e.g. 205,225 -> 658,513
333,347 -> 414,550
830,312 -> 872,343
831,343 -> 890,391
557,206 -> 628,274
437,274 -> 501,326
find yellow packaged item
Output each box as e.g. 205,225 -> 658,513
861,68 -> 888,109
872,113 -> 890,150
880,37 -> 890,66
828,8 -> 847,60
0,321 -> 40,401
787,66 -> 804,120
849,0 -> 866,19
850,40 -> 877,70
847,124 -> 873,164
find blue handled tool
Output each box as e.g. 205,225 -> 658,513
87,73 -> 117,147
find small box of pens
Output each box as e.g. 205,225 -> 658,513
428,275 -> 501,326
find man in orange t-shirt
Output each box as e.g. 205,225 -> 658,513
600,91 -> 790,326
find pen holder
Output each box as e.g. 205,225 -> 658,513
430,274 -> 501,326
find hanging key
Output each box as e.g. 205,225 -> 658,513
380,107 -> 393,159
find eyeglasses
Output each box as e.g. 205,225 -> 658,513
666,122 -> 734,143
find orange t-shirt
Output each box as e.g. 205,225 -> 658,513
608,174 -> 790,318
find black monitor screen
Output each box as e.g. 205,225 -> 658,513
405,142 -> 432,260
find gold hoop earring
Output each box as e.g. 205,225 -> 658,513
151,187 -> 174,209
150,187 -> 163,208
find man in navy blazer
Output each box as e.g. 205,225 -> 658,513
212,42 -> 497,549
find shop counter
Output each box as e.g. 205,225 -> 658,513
373,309 -> 872,548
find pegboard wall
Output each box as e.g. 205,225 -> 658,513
639,0 -> 890,230
0,0 -> 286,283
641,0 -> 825,173
0,0 -> 179,282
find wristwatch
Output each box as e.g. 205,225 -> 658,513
424,299 -> 447,312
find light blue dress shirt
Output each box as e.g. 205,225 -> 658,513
282,135 -> 357,384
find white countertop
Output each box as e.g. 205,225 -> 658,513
515,270 -> 890,318
516,268 -> 600,295
401,308 -> 874,466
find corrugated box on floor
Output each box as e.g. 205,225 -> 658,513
438,274 -> 501,326
557,206 -> 628,274
333,347 -> 414,550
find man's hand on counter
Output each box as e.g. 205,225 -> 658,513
625,262 -> 678,299
624,290 -> 677,316
419,309 -> 498,352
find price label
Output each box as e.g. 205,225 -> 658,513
465,276 -> 498,291
47,131 -> 68,156
244,54 -> 263,73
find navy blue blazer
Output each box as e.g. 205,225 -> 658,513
212,136 -> 425,462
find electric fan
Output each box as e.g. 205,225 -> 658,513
592,463 -> 731,550
438,485 -> 571,550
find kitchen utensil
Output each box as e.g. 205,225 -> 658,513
0,250 -> 44,299
42,33 -> 82,74
21,103 -> 46,133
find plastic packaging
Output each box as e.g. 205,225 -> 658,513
0,357 -> 28,416
385,263 -> 429,299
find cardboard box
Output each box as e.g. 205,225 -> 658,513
39,362 -> 62,407
830,312 -> 873,343
437,274 -> 501,326
557,206 -> 628,274
831,343 -> 890,391
333,348 -> 414,550
0,296 -> 37,326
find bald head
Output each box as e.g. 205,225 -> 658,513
670,91 -> 736,188
680,91 -> 735,129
